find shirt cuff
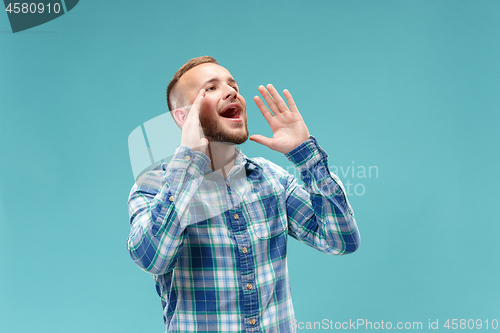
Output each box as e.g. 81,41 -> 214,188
285,136 -> 328,171
165,145 -> 211,175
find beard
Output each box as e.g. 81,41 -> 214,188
199,112 -> 249,145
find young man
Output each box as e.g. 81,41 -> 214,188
127,56 -> 360,332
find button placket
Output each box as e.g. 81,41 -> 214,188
226,178 -> 259,326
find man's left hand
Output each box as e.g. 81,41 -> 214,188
250,84 -> 310,154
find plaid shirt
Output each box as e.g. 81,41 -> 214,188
127,137 -> 360,332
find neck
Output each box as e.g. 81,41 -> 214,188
206,141 -> 237,178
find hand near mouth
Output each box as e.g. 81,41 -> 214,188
250,84 -> 310,154
180,89 -> 210,155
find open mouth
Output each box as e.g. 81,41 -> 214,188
220,105 -> 241,119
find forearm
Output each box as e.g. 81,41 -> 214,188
127,146 -> 210,274
286,136 -> 360,254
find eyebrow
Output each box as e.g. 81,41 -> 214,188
202,77 -> 238,86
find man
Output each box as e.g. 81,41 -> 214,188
127,56 -> 360,332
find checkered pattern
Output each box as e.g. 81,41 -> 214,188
127,137 -> 360,332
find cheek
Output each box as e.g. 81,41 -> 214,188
239,95 -> 247,109
199,97 -> 219,116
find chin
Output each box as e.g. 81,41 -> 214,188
228,134 -> 249,145
208,129 -> 249,145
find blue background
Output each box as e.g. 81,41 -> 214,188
1,1 -> 499,332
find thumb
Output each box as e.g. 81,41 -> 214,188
249,134 -> 273,149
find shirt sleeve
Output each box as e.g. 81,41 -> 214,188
284,136 -> 360,255
127,145 -> 211,275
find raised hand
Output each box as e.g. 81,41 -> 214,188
180,89 -> 209,155
250,84 -> 310,154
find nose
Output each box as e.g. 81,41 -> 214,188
222,85 -> 237,100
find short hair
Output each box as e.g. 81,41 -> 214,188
166,56 -> 218,111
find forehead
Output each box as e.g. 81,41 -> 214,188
178,63 -> 235,91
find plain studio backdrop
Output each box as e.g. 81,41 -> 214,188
0,1 -> 499,332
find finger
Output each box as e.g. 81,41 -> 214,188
258,85 -> 280,116
183,89 -> 206,139
190,89 -> 206,115
198,117 -> 206,139
266,84 -> 289,113
184,89 -> 206,126
253,95 -> 274,123
249,134 -> 274,149
283,89 -> 299,113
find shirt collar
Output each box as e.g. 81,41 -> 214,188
202,146 -> 263,175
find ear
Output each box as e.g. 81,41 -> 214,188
173,108 -> 188,128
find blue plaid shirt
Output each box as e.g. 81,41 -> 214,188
127,137 -> 360,332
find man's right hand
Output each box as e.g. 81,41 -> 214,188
180,89 -> 209,155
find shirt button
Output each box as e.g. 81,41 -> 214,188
184,156 -> 191,161
226,182 -> 230,188
234,213 -> 239,220
169,196 -> 174,202
242,247 -> 248,254
246,283 -> 252,290
249,319 -> 256,325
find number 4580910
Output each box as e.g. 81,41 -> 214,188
5,2 -> 61,14
444,319 -> 498,330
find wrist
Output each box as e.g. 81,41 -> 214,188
180,138 -> 208,155
283,135 -> 312,155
